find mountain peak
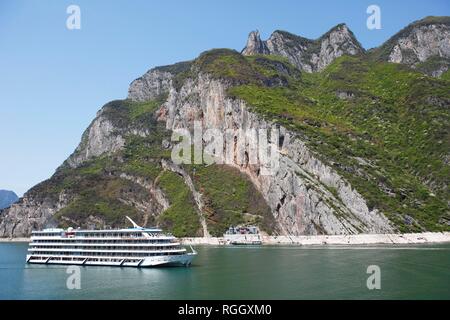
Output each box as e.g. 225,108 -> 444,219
328,23 -> 348,31
241,24 -> 363,72
371,15 -> 450,77
241,30 -> 270,56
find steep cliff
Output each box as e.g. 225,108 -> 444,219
1,17 -> 449,237
128,61 -> 192,102
159,72 -> 393,234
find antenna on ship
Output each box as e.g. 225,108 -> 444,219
125,216 -> 142,229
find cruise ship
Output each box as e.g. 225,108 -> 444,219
26,217 -> 197,267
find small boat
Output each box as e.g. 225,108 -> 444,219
26,216 -> 197,267
224,225 -> 263,245
229,239 -> 263,245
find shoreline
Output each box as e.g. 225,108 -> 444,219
180,232 -> 450,245
0,237 -> 30,243
1,232 -> 449,245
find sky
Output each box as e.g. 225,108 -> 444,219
1,0 -> 449,196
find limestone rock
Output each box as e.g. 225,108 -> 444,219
242,24 -> 364,72
161,73 -> 394,235
373,16 -> 450,77
128,69 -> 173,102
241,30 -> 270,56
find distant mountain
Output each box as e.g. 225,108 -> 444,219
1,16 -> 449,237
0,190 -> 18,210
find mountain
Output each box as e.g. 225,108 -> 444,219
0,190 -> 18,210
241,24 -> 364,72
1,16 -> 449,238
369,16 -> 450,77
242,16 -> 450,78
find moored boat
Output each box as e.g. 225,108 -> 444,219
224,226 -> 262,245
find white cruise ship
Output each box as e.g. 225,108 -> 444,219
26,217 -> 197,267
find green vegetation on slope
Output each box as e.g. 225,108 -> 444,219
54,177 -> 142,229
156,171 -> 201,237
100,95 -> 167,127
440,69 -> 450,81
414,56 -> 450,77
185,164 -> 275,236
175,49 -> 301,87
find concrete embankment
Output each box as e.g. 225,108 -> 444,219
0,237 -> 30,242
1,232 -> 449,245
180,232 -> 450,245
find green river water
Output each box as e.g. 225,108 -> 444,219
0,242 -> 449,299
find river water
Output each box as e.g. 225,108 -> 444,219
0,242 -> 449,299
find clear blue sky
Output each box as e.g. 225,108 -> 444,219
1,0 -> 449,196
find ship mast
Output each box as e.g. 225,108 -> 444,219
125,216 -> 142,229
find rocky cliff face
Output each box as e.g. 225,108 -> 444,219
64,101 -> 154,169
241,24 -> 364,72
371,16 -> 450,77
387,24 -> 450,65
157,74 -> 393,235
0,190 -> 72,237
128,69 -> 173,102
128,61 -> 192,102
65,112 -> 125,168
241,30 -> 270,56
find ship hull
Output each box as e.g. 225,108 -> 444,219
26,253 -> 196,268
26,219 -> 196,268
